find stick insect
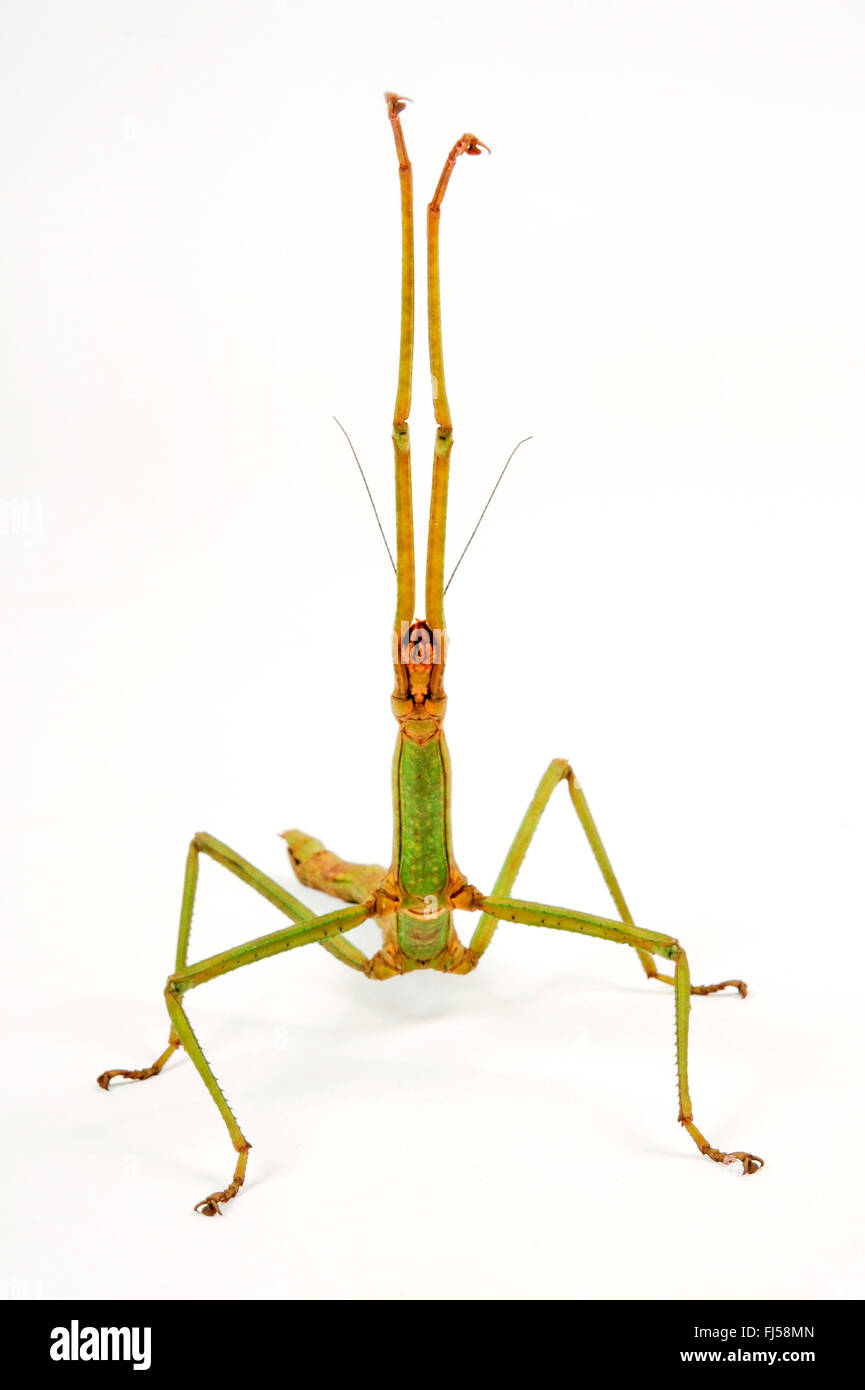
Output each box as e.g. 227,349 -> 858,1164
98,93 -> 764,1214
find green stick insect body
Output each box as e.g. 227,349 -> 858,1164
98,94 -> 763,1215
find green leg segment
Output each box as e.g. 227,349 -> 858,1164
191,833 -> 371,973
478,892 -> 764,1175
99,831 -> 367,1091
98,832 -> 373,1215
471,758 -> 746,996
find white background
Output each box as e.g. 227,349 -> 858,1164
2,0 -> 863,1301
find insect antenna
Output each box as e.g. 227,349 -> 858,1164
333,415 -> 397,574
443,435 -> 532,595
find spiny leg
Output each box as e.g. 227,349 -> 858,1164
99,831 -> 372,1213
94,833 -> 214,1086
471,758 -> 746,996
189,833 -> 371,973
98,833 -> 369,1093
95,829 -> 211,1085
166,895 -> 371,1215
162,985 -> 250,1217
672,947 -> 763,1173
478,892 -> 763,1174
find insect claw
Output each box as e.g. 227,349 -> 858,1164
720,1151 -> 764,1175
385,92 -> 412,116
194,1198 -> 222,1216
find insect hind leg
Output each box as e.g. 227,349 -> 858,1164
478,892 -> 764,1175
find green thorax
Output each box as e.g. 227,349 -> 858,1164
392,727 -> 454,959
393,728 -> 453,896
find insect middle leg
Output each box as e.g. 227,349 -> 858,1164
477,892 -> 764,1174
471,758 -> 746,996
98,832 -> 372,1213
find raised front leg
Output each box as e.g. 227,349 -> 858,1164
98,832 -> 373,1214
478,892 -> 764,1175
472,758 -> 746,996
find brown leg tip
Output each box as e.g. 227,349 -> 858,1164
194,1199 -> 222,1217
720,1150 -> 765,1175
96,1072 -> 111,1090
385,92 -> 411,117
